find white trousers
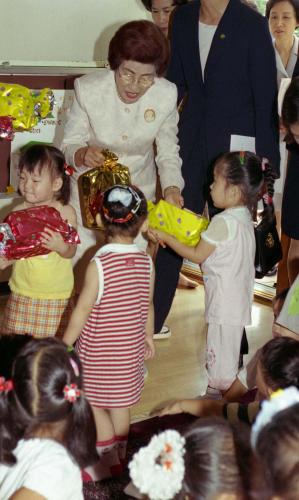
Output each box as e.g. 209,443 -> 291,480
206,323 -> 244,391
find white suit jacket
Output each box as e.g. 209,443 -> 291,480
62,69 -> 184,197
61,69 -> 184,261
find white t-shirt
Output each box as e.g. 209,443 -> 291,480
198,21 -> 218,77
0,438 -> 83,500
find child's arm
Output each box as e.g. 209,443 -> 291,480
10,487 -> 45,499
158,398 -> 225,417
144,265 -> 155,360
0,257 -> 14,270
63,260 -> 98,346
150,229 -> 216,264
40,205 -> 78,259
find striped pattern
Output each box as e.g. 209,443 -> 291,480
1,293 -> 75,338
76,250 -> 152,409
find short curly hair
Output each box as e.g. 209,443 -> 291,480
108,20 -> 169,76
141,0 -> 188,11
265,0 -> 299,22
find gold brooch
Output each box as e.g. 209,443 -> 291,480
144,109 -> 156,122
220,33 -> 226,39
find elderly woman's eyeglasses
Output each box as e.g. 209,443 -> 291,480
118,68 -> 155,88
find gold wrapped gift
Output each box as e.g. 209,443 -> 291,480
78,149 -> 131,229
148,199 -> 209,247
0,83 -> 54,131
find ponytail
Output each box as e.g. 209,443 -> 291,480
260,159 -> 276,222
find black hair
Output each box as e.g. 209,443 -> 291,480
215,151 -> 276,218
100,184 -> 148,239
266,0 -> 299,22
255,402 -> 299,500
282,76 -> 299,142
0,337 -> 97,468
240,0 -> 259,11
259,337 -> 299,391
0,334 -> 32,379
18,144 -> 70,204
141,0 -> 188,11
177,418 -> 252,499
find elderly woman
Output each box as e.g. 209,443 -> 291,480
62,20 -> 184,288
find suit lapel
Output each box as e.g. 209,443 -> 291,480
204,0 -> 239,82
185,0 -> 204,86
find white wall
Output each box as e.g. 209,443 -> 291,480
0,0 -> 150,66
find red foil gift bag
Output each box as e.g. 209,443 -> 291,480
0,205 -> 80,260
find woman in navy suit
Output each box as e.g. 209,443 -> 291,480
154,0 -> 280,334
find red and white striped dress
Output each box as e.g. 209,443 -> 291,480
76,243 -> 152,408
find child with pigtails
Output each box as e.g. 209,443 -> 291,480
0,337 -> 97,499
151,151 -> 276,396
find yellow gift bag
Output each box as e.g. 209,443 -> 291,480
78,150 -> 131,229
148,200 -> 209,247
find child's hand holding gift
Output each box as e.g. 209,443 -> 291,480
40,227 -> 73,258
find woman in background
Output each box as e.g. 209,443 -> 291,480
141,0 -> 188,36
266,0 -> 299,87
141,0 -> 199,295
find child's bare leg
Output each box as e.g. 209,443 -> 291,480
223,378 -> 248,402
92,406 -> 114,441
83,406 -> 122,482
109,407 -> 130,465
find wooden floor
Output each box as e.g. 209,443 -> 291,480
131,284 -> 273,422
0,285 -> 274,423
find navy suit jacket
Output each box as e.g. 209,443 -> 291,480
167,0 -> 280,212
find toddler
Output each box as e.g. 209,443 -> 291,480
63,184 -> 155,481
0,144 -> 78,337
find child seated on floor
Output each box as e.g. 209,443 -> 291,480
0,337 -> 97,499
158,336 -> 299,425
251,387 -> 299,500
128,418 -> 252,500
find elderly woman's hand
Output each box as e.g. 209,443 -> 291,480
74,146 -> 104,168
164,186 -> 184,208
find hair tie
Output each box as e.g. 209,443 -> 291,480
261,157 -> 268,172
239,151 -> 245,165
103,185 -> 142,224
0,376 -> 14,392
69,358 -> 80,377
129,430 -> 186,500
63,383 -> 81,403
108,187 -> 133,206
64,163 -> 74,176
251,387 -> 299,448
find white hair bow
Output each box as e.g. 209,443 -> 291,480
107,187 -> 133,207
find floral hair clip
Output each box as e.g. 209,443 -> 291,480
64,163 -> 74,176
239,151 -> 245,165
0,376 -> 14,392
251,386 -> 299,448
63,383 -> 81,403
129,429 -> 186,500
